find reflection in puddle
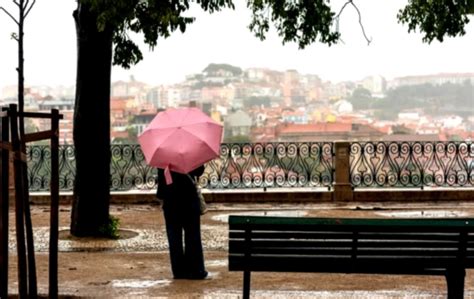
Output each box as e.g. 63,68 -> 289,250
111,279 -> 170,288
206,259 -> 227,267
212,211 -> 308,223
207,290 -> 444,298
375,210 -> 467,218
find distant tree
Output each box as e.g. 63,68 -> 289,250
203,63 -> 243,76
348,87 -> 372,110
244,96 -> 272,108
224,134 -> 252,143
373,109 -> 398,121
380,82 -> 473,112
372,80 -> 474,121
192,81 -> 225,89
456,80 -> 474,108
71,0 -> 474,236
449,135 -> 464,142
112,126 -> 138,144
391,125 -> 415,135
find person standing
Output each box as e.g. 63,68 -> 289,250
156,165 -> 208,279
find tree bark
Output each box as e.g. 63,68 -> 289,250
71,2 -> 113,236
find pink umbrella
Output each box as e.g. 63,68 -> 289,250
138,107 -> 223,184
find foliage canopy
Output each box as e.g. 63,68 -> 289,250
80,0 -> 344,69
80,0 -> 473,70
80,0 -> 236,68
398,0 -> 472,43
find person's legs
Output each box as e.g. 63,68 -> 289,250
183,210 -> 207,279
163,208 -> 186,278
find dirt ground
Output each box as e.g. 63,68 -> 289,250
6,202 -> 474,298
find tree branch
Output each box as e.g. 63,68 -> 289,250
336,0 -> 351,20
11,32 -> 19,41
13,0 -> 20,7
335,0 -> 372,45
0,6 -> 19,25
24,0 -> 36,18
350,1 -> 372,45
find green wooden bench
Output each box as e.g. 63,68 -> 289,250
228,215 -> 474,299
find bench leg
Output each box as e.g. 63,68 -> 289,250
243,270 -> 251,299
446,268 -> 465,299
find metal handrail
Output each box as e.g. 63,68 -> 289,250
24,141 -> 473,192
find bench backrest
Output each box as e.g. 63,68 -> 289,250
228,215 -> 474,275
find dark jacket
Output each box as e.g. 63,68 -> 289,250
156,165 -> 205,210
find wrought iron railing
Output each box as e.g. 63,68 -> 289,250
205,142 -> 333,189
27,145 -> 75,191
110,144 -> 156,190
26,142 -> 334,191
350,141 -> 474,188
26,141 -> 473,192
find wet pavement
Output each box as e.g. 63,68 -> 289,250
6,201 -> 474,298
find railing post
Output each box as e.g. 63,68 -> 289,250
49,109 -> 60,299
0,107 -> 10,299
9,104 -> 28,298
333,141 -> 353,201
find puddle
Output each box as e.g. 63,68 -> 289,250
206,259 -> 227,267
206,290 -> 444,298
207,271 -> 219,279
212,210 -> 308,223
375,210 -> 468,218
111,279 -> 171,288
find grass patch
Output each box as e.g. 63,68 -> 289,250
98,215 -> 121,239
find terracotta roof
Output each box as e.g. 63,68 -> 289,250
380,134 -> 441,141
111,99 -> 128,110
137,109 -> 157,116
278,123 -> 352,133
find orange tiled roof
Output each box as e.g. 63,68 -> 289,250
111,99 -> 128,110
278,123 -> 352,133
374,125 -> 392,134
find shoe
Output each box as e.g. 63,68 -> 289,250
187,270 -> 208,280
173,272 -> 188,279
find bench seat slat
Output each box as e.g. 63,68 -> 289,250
229,216 -> 474,228
229,246 -> 463,257
229,240 -> 464,251
229,239 -> 460,248
229,254 -> 467,272
230,224 -> 471,233
229,231 -> 464,241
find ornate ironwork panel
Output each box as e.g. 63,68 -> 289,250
26,142 -> 333,191
110,144 -> 157,191
27,145 -> 76,191
200,142 -> 333,189
350,141 -> 474,188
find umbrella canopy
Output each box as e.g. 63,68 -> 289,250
138,107 -> 223,184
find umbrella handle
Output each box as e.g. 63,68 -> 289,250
164,166 -> 173,185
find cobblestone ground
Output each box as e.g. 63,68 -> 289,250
6,202 -> 474,298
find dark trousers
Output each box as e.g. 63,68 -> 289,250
163,205 -> 205,277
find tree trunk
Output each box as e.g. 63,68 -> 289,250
70,2 -> 113,236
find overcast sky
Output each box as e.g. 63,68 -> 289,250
0,0 -> 473,93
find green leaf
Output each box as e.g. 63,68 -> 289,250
398,0 -> 471,43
